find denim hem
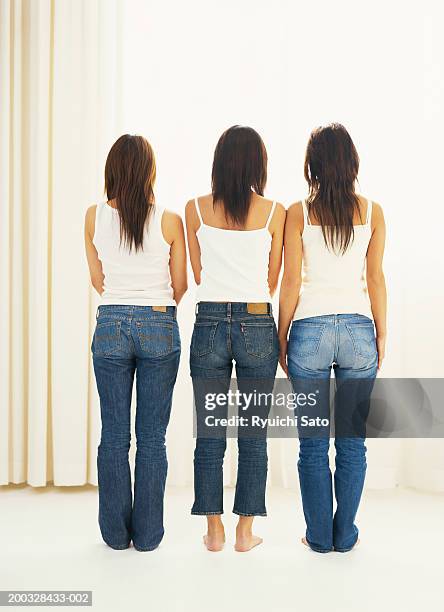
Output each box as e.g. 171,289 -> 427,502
232,510 -> 267,517
305,538 -> 333,553
104,541 -> 131,550
334,542 -> 359,553
133,543 -> 160,552
191,510 -> 224,516
307,545 -> 333,553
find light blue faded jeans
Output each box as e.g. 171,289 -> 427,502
287,314 -> 378,553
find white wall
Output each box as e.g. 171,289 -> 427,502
112,0 -> 444,487
118,0 -> 444,376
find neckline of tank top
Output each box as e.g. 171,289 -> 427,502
302,199 -> 372,228
195,198 -> 276,233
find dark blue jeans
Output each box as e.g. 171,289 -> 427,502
287,314 -> 378,553
190,302 -> 279,517
92,305 -> 180,551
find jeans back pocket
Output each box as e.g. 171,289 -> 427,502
92,321 -> 122,356
345,323 -> 376,358
136,320 -> 174,357
240,321 -> 274,358
190,321 -> 218,357
291,321 -> 326,357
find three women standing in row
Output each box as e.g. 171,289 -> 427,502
85,123 -> 386,553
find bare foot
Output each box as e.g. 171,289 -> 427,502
235,517 -> 262,552
203,531 -> 225,552
234,534 -> 263,552
203,516 -> 225,552
301,537 -> 309,547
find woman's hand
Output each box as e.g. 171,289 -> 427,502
279,336 -> 289,377
376,334 -> 386,370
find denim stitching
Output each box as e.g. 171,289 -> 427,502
240,322 -> 274,358
136,321 -> 174,357
92,320 -> 122,356
190,321 -> 218,357
345,323 -> 376,358
292,322 -> 326,357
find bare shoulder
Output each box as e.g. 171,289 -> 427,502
161,208 -> 185,244
287,201 -> 304,220
185,197 -> 200,227
270,200 -> 286,217
254,193 -> 280,208
370,201 -> 384,231
185,193 -> 210,214
371,201 -> 383,215
85,204 -> 97,237
274,201 -> 286,215
358,194 -> 383,215
162,208 -> 183,227
85,204 -> 97,221
268,201 -> 286,234
185,198 -> 196,213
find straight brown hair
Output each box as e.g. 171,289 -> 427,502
211,125 -> 267,226
304,123 -> 361,254
104,134 -> 156,252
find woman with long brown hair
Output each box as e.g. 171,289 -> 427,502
186,125 -> 286,552
279,123 -> 387,553
84,134 -> 187,552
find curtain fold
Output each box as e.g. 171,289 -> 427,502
0,0 -> 121,486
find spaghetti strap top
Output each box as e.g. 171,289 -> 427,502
294,198 -> 373,321
93,202 -> 175,306
194,198 -> 276,303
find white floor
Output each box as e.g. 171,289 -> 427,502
0,485 -> 443,612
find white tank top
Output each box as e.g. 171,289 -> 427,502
195,198 -> 276,303
294,199 -> 373,321
93,201 -> 175,306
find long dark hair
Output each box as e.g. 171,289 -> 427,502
104,134 -> 156,252
304,123 -> 361,254
211,125 -> 267,226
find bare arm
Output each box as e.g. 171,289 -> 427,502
162,210 -> 188,305
366,202 -> 387,369
185,199 -> 202,285
278,202 -> 304,375
84,205 -> 104,295
267,203 -> 286,297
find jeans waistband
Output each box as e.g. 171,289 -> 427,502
294,313 -> 373,324
97,305 -> 177,318
195,302 -> 273,316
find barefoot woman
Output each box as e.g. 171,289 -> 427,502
279,124 -> 387,553
186,126 -> 285,552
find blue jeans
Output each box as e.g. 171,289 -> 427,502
287,314 -> 378,553
190,302 -> 279,516
92,305 -> 180,551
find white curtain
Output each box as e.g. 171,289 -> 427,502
1,0 -> 443,491
0,0 -> 122,486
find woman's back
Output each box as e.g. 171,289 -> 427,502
93,201 -> 175,306
294,195 -> 374,320
189,194 -> 280,303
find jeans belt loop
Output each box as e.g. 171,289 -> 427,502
96,307 -> 99,320
227,302 -> 231,318
195,303 -> 199,315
